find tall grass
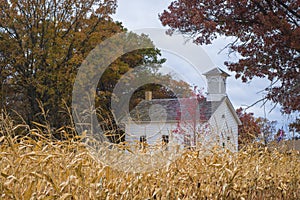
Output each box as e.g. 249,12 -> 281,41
0,114 -> 299,199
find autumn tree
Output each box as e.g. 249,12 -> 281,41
0,0 -> 169,135
94,40 -> 167,132
257,117 -> 278,145
0,0 -> 120,127
237,107 -> 278,148
236,108 -> 262,148
171,87 -> 208,147
160,0 -> 300,127
289,118 -> 300,132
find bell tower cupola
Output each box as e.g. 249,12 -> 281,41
203,68 -> 230,101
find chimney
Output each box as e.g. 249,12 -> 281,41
145,91 -> 152,101
203,68 -> 230,101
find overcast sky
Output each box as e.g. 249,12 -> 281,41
112,0 -> 295,131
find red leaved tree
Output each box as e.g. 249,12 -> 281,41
236,108 -> 262,148
160,0 -> 300,128
237,107 -> 278,148
172,87 -> 210,147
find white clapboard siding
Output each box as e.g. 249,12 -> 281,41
208,99 -> 239,151
125,97 -> 240,151
224,100 -> 239,151
125,121 -> 177,145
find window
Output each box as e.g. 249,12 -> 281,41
140,135 -> 147,150
140,135 -> 147,143
162,135 -> 169,144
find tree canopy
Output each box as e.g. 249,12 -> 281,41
0,0 -> 120,127
160,0 -> 300,129
0,0 -> 179,137
237,107 -> 278,148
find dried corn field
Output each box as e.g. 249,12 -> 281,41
0,115 -> 299,200
0,133 -> 299,200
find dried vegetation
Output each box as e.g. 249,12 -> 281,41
0,115 -> 299,199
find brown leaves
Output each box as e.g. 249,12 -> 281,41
0,0 -> 121,127
160,0 -> 300,126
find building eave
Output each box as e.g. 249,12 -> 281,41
224,97 -> 242,125
203,67 -> 231,77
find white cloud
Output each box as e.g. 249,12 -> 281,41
113,0 -> 172,29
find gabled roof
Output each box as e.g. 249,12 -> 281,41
128,97 -> 223,122
223,97 -> 242,125
203,67 -> 230,77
